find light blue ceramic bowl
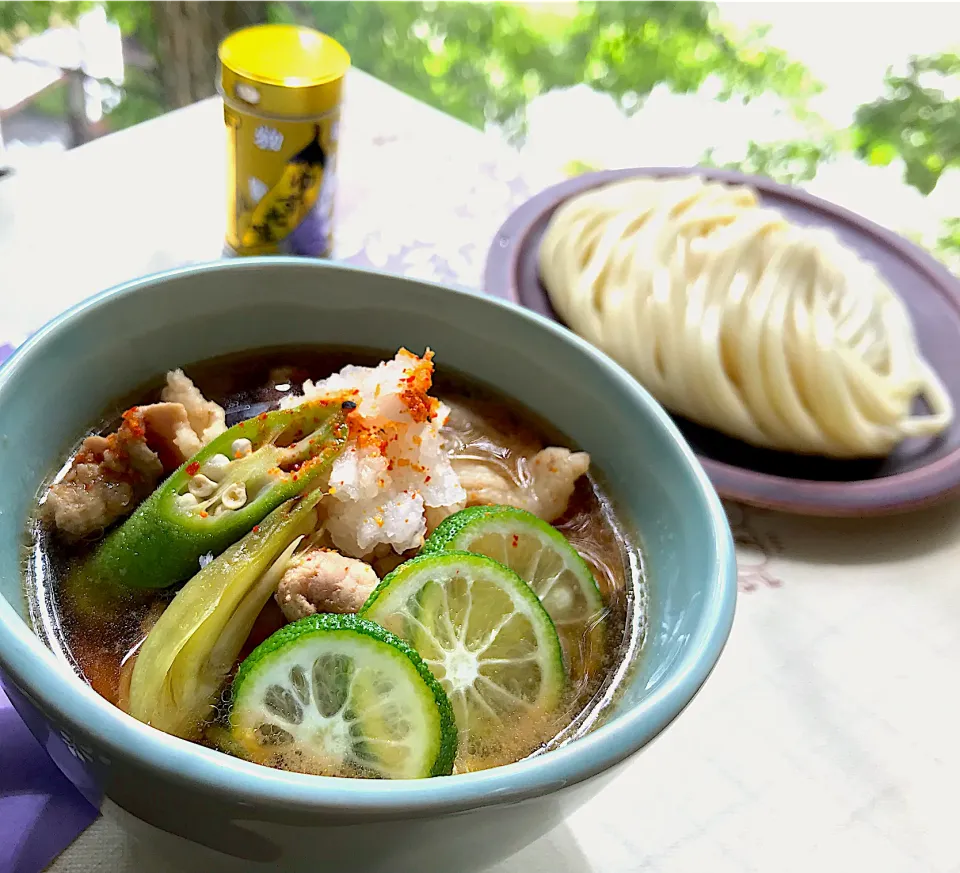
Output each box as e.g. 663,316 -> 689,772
0,259 -> 736,872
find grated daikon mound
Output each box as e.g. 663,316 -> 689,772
280,350 -> 465,558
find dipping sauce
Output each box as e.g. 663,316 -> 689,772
26,347 -> 647,778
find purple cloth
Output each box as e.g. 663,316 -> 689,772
0,686 -> 98,872
1,338 -> 97,870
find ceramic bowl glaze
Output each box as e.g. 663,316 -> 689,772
0,259 -> 736,872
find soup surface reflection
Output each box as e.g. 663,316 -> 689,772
26,347 -> 646,776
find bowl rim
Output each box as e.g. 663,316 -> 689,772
0,257 -> 737,815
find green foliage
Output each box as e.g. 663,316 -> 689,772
0,1 -> 92,52
1,0 -> 956,244
285,1 -> 820,138
702,133 -> 840,186
854,52 -> 960,195
936,217 -> 960,274
24,80 -> 67,116
101,66 -> 165,132
102,0 -> 158,51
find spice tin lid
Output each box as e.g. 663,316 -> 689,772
218,24 -> 350,119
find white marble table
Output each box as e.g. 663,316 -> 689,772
2,70 -> 959,873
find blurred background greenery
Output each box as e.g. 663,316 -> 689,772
1,1 -> 957,268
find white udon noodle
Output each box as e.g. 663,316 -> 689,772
539,175 -> 953,457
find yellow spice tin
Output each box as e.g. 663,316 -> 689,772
217,24 -> 350,258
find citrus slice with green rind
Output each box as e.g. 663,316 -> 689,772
230,613 -> 456,778
423,505 -> 606,678
361,552 -> 566,770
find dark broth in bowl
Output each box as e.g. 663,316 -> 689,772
25,347 -> 646,775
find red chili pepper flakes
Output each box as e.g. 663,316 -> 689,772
121,406 -> 146,439
258,412 -> 268,421
512,534 -> 519,548
425,475 -> 432,483
186,461 -> 200,476
387,460 -> 395,471
253,525 -> 260,533
199,510 -> 209,518
394,349 -> 437,423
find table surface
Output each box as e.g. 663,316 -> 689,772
2,70 -> 959,873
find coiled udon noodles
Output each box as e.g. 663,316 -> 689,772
540,176 -> 953,457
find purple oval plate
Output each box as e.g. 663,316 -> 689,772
484,167 -> 960,516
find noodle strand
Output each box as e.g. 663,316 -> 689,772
540,176 -> 953,457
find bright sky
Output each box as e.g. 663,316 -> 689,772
717,1 -> 960,126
